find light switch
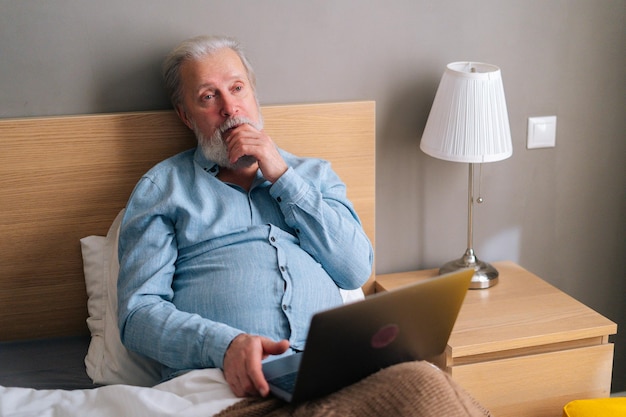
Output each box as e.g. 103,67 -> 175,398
527,116 -> 557,149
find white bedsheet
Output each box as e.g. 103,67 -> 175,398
0,369 -> 242,417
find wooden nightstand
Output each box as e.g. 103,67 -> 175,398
375,261 -> 617,417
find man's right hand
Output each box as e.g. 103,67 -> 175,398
223,334 -> 290,397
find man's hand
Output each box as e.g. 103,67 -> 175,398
225,124 -> 288,183
223,334 -> 290,397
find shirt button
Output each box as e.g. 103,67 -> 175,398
270,237 -> 276,242
276,197 -> 282,203
282,304 -> 288,311
280,266 -> 285,272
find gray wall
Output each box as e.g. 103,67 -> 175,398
1,0 -> 624,392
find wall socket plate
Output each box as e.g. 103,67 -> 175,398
527,116 -> 557,149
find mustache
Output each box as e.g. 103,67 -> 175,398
218,116 -> 262,137
193,115 -> 262,169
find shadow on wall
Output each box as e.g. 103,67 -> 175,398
375,72 -> 442,272
480,226 -> 522,264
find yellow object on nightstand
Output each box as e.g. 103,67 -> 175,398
376,261 -> 618,417
563,398 -> 626,416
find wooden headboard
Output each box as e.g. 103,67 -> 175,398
0,101 -> 376,341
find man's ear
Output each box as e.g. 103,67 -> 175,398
175,105 -> 193,130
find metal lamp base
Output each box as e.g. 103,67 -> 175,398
438,164 -> 500,289
439,254 -> 499,290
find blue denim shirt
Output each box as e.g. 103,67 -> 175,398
117,147 -> 373,380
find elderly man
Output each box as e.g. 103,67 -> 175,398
117,35 -> 373,398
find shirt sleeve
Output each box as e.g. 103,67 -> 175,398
117,176 -> 243,371
269,161 -> 374,290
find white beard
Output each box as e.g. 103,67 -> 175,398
193,116 -> 263,170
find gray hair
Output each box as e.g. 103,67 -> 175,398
162,35 -> 256,108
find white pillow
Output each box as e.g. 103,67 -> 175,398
340,287 -> 365,303
80,209 -> 161,386
80,209 -> 364,386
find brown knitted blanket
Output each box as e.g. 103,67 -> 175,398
214,361 -> 493,417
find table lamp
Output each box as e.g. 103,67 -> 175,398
420,62 -> 512,289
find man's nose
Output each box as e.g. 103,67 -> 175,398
220,94 -> 239,118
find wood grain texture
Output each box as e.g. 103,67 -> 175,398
0,101 -> 376,341
376,261 -> 616,360
451,344 -> 614,417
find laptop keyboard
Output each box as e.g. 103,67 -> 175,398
271,372 -> 298,392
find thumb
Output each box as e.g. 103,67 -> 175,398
261,338 -> 290,357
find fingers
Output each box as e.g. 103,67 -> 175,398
225,125 -> 288,182
223,334 -> 261,397
251,338 -> 291,397
247,354 -> 270,397
223,124 -> 262,165
223,335 -> 291,398
261,338 -> 290,359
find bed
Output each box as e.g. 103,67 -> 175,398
0,101 -> 377,415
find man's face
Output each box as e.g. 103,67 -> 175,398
176,48 -> 262,166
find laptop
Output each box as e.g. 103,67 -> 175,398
262,268 -> 473,403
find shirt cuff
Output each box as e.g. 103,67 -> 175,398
269,167 -> 309,205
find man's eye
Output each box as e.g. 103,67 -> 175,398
203,94 -> 214,100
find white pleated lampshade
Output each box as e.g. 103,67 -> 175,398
420,62 -> 513,163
